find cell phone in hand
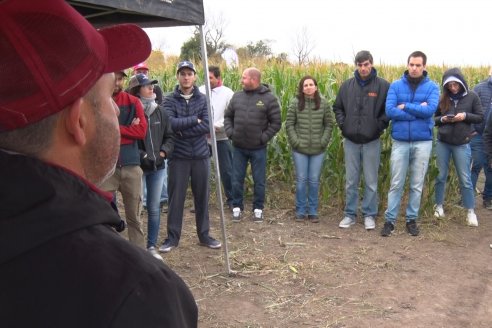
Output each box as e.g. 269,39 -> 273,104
446,114 -> 455,118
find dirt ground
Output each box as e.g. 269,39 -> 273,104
135,185 -> 492,328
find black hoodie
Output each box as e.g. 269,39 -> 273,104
434,68 -> 484,145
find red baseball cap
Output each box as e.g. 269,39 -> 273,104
133,62 -> 149,72
0,0 -> 152,132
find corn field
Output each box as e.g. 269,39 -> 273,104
151,58 -> 489,217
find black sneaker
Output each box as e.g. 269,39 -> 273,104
406,220 -> 420,236
159,239 -> 176,253
295,214 -> 305,222
308,215 -> 319,223
380,222 -> 394,237
199,237 -> 222,249
484,199 -> 492,210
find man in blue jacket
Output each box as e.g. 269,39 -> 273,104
381,51 -> 439,237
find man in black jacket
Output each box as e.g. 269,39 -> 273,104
0,1 -> 197,327
333,51 -> 390,231
224,67 -> 282,222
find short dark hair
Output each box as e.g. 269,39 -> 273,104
354,50 -> 373,65
208,66 -> 221,79
407,51 -> 427,65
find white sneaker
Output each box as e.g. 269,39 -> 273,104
339,216 -> 355,228
232,207 -> 242,222
253,209 -> 263,222
148,246 -> 163,261
434,204 -> 445,218
364,216 -> 376,230
466,211 -> 478,227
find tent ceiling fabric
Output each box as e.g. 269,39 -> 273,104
68,0 -> 204,28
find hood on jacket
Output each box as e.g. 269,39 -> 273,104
442,67 -> 469,93
245,83 -> 273,94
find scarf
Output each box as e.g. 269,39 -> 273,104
405,72 -> 424,91
140,94 -> 158,117
354,68 -> 376,87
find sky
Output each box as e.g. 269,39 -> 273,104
144,0 -> 491,67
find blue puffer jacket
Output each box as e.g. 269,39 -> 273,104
386,71 -> 439,141
164,86 -> 210,160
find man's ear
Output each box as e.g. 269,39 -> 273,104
63,98 -> 88,146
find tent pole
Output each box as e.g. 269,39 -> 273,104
199,25 -> 232,275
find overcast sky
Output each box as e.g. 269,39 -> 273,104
144,0 -> 491,67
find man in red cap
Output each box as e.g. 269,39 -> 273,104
0,0 -> 197,327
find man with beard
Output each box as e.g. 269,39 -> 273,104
0,0 -> 198,327
100,70 -> 147,248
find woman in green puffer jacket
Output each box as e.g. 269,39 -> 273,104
285,75 -> 334,223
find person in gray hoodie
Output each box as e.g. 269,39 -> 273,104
433,67 -> 483,226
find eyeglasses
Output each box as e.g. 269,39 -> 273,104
446,82 -> 460,89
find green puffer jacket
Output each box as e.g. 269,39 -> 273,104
285,96 -> 334,155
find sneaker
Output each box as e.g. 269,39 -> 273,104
380,222 -> 394,237
253,209 -> 263,222
232,207 -> 242,222
434,204 -> 445,218
339,216 -> 355,228
148,246 -> 163,261
308,215 -> 319,223
406,220 -> 420,236
295,214 -> 306,222
160,201 -> 168,213
364,216 -> 376,230
466,211 -> 478,227
158,239 -> 176,253
484,199 -> 492,210
199,237 -> 222,249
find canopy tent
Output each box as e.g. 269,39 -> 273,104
69,0 -> 232,274
68,0 -> 204,27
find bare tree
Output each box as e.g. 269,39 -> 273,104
204,12 -> 229,55
291,26 -> 315,65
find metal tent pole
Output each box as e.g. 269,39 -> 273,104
198,24 -> 232,275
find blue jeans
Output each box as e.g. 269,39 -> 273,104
142,160 -> 168,205
160,160 -> 168,203
142,168 -> 166,248
343,138 -> 381,219
384,139 -> 432,223
292,151 -> 325,216
470,135 -> 492,201
232,147 -> 266,210
435,141 -> 475,209
216,140 -> 233,206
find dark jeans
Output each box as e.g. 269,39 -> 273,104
166,158 -> 210,245
470,135 -> 492,201
232,146 -> 267,211
216,140 -> 233,206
